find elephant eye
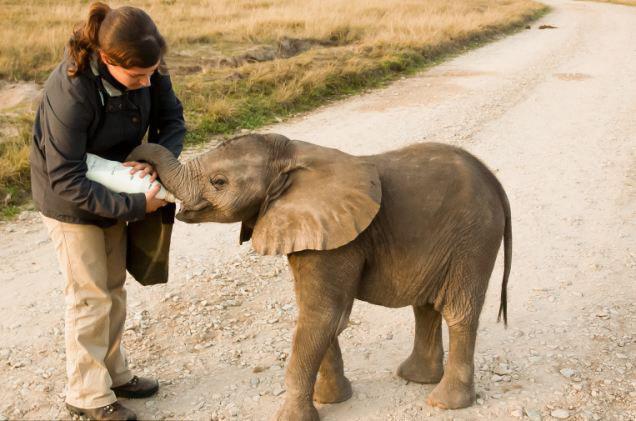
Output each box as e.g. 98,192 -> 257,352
210,175 -> 227,190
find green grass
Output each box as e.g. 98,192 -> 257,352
0,113 -> 34,220
0,1 -> 549,220
179,6 -> 549,145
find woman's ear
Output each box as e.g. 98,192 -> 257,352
250,141 -> 381,255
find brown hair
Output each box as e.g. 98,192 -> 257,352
67,2 -> 167,77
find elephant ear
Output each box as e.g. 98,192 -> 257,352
251,141 -> 382,255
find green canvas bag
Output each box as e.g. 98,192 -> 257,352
126,202 -> 175,286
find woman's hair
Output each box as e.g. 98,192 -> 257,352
66,2 -> 167,77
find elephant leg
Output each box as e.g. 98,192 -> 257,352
396,304 -> 444,384
426,264 -> 487,409
314,303 -> 353,404
274,250 -> 361,421
425,241 -> 497,410
426,318 -> 477,409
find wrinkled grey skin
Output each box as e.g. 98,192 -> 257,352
127,134 -> 512,421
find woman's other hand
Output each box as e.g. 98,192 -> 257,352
144,183 -> 166,213
123,161 -> 158,182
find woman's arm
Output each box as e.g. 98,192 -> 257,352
41,81 -> 147,221
148,72 -> 186,158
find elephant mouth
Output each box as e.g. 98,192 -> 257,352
176,201 -> 213,223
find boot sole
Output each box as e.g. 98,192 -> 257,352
112,384 -> 159,399
65,403 -> 137,420
66,406 -> 92,420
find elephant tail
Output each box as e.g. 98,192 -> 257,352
449,146 -> 513,326
458,147 -> 512,326
497,185 -> 512,327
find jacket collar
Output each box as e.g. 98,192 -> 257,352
89,54 -> 125,97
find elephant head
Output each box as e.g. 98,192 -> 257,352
127,133 -> 382,255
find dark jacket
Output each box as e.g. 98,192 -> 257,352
30,55 -> 185,227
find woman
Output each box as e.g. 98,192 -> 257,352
30,2 -> 185,420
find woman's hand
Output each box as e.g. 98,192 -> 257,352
144,183 -> 167,213
124,161 -> 164,213
123,161 -> 158,182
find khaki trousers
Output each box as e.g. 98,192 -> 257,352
42,215 -> 133,409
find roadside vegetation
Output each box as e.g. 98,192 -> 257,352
0,0 -> 547,218
589,0 -> 636,5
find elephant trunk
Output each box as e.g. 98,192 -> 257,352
126,143 -> 199,205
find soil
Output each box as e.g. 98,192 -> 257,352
0,1 -> 634,420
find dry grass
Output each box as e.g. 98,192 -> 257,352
0,114 -> 33,217
589,0 -> 636,5
0,0 -> 547,81
0,0 -> 548,217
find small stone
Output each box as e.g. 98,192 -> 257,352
227,405 -> 238,417
595,310 -> 609,319
494,363 -> 510,374
272,386 -> 285,396
511,408 -> 524,417
492,374 -> 504,382
560,368 -> 575,378
526,408 -> 542,421
551,409 -> 570,419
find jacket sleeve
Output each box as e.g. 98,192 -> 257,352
148,72 -> 186,158
41,80 -> 147,222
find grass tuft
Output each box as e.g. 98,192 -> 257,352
0,113 -> 34,219
0,0 -> 549,218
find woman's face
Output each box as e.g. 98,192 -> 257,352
99,51 -> 159,90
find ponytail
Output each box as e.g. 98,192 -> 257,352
67,2 -> 111,77
66,2 -> 166,78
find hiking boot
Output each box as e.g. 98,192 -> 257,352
112,375 -> 159,399
66,401 -> 136,420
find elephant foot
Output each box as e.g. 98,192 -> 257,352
426,375 -> 475,410
313,374 -> 352,404
396,354 -> 443,384
273,399 -> 319,421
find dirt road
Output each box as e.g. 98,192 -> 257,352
1,1 -> 634,420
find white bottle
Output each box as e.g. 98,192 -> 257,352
85,153 -> 176,202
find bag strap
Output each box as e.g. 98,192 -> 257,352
147,72 -> 162,143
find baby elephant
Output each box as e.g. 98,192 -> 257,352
128,133 -> 511,420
